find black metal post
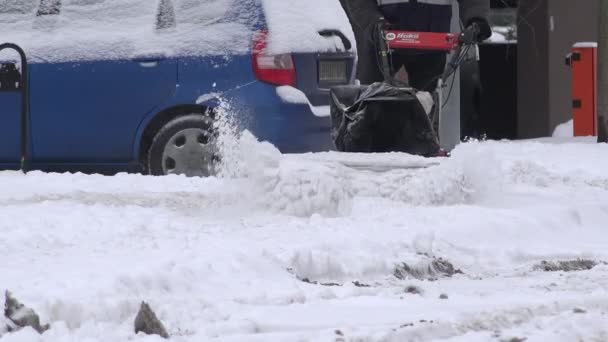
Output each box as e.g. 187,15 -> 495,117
0,43 -> 28,172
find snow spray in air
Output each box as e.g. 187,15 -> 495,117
211,98 -> 282,179
211,98 -> 354,217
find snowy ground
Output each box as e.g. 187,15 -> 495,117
1,134 -> 608,342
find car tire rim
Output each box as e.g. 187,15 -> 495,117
161,127 -> 218,177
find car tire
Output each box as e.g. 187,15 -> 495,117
147,114 -> 218,177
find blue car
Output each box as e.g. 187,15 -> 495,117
0,0 -> 355,176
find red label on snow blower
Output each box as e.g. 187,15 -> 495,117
384,31 -> 458,52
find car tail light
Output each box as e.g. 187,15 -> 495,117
252,30 -> 296,87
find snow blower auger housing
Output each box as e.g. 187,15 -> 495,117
330,83 -> 440,156
330,20 -> 479,157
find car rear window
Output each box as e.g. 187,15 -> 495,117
0,0 -> 260,63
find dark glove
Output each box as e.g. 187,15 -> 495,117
466,18 -> 492,43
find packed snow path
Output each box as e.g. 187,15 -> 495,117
1,137 -> 608,341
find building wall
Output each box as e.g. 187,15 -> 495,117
517,0 -> 549,138
518,0 -> 599,138
548,0 -> 599,133
439,1 -> 461,150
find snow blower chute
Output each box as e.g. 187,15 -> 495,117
329,20 -> 480,156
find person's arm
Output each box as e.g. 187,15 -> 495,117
457,0 -> 492,42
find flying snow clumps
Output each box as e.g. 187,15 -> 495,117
213,104 -> 353,217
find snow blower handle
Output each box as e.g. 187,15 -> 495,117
375,19 -> 394,84
441,23 -> 481,83
383,30 -> 459,52
376,19 -> 461,85
457,22 -> 481,46
377,21 -> 480,85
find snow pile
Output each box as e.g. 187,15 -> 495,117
460,139 -> 608,187
216,129 -> 354,217
378,160 -> 477,205
257,156 -> 353,217
214,127 -> 476,214
260,0 -> 355,54
288,244 -> 458,285
487,25 -> 517,44
302,148 -> 498,206
326,138 -> 608,208
213,106 -> 353,217
288,246 -> 393,283
553,119 -> 574,137
212,110 -> 492,213
0,0 -> 259,62
488,30 -> 508,43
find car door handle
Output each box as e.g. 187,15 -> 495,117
132,55 -> 166,67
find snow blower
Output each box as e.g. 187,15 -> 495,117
329,19 -> 480,157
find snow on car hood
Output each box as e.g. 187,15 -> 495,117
0,0 -> 259,63
260,0 -> 356,54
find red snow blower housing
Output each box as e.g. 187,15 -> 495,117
329,20 -> 480,157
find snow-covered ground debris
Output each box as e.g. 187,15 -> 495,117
1,135 -> 608,341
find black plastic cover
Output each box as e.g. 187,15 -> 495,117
330,82 -> 439,156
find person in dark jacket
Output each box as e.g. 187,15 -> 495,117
339,0 -> 491,92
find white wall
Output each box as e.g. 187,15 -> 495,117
439,1 -> 461,150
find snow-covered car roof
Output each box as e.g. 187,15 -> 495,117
0,0 -> 260,62
260,0 -> 355,54
0,0 -> 354,63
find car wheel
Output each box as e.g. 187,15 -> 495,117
147,114 -> 218,177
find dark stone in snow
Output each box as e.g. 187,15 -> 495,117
439,293 -> 449,299
405,285 -> 423,295
535,259 -> 598,272
4,291 -> 50,334
300,278 -> 342,287
335,329 -> 346,342
134,302 -> 169,339
394,258 -> 462,281
352,281 -> 371,288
